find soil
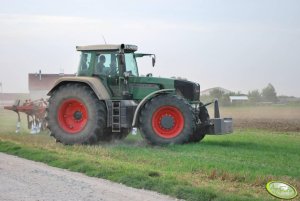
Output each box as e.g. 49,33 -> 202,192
233,118 -> 300,132
212,106 -> 300,132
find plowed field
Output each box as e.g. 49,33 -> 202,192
211,106 -> 300,132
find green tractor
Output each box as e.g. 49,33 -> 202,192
47,44 -> 232,145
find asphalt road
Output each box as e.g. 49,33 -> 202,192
0,152 -> 178,201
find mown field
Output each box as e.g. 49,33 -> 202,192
0,107 -> 299,201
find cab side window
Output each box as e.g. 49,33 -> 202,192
95,53 -> 119,76
80,53 -> 92,71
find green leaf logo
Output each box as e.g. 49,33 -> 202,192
266,181 -> 298,200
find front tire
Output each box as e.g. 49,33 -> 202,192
47,83 -> 106,145
139,94 -> 195,145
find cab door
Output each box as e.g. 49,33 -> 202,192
94,53 -> 122,98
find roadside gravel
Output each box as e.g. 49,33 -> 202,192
0,152 -> 178,201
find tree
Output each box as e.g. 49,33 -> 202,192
208,89 -> 232,106
262,83 -> 278,103
248,90 -> 261,103
209,88 -> 225,100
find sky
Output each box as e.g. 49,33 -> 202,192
0,0 -> 299,96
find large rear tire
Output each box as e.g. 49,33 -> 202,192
47,83 -> 106,145
139,94 -> 195,145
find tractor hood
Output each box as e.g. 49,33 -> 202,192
174,79 -> 200,101
128,76 -> 174,89
128,76 -> 200,101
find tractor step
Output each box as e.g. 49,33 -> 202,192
111,101 -> 121,132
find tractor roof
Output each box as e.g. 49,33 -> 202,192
76,44 -> 138,53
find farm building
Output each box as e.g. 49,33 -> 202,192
28,73 -> 75,99
229,96 -> 249,103
201,87 -> 232,96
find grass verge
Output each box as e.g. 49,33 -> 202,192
1,108 -> 299,200
0,130 -> 299,201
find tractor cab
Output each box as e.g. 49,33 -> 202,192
76,44 -> 142,77
76,44 -> 157,99
77,44 -> 137,97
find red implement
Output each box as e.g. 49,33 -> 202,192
4,99 -> 48,133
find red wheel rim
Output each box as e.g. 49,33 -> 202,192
152,106 -> 184,139
57,99 -> 88,134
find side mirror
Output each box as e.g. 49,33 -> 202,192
152,55 -> 156,67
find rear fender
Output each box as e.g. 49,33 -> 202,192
47,77 -> 111,100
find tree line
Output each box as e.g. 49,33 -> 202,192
201,83 -> 278,106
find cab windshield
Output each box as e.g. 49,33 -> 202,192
125,53 -> 138,76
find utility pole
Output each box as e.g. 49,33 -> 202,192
0,81 -> 2,93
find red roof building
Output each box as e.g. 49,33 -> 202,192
28,73 -> 75,99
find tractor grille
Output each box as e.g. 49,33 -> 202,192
174,80 -> 200,101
